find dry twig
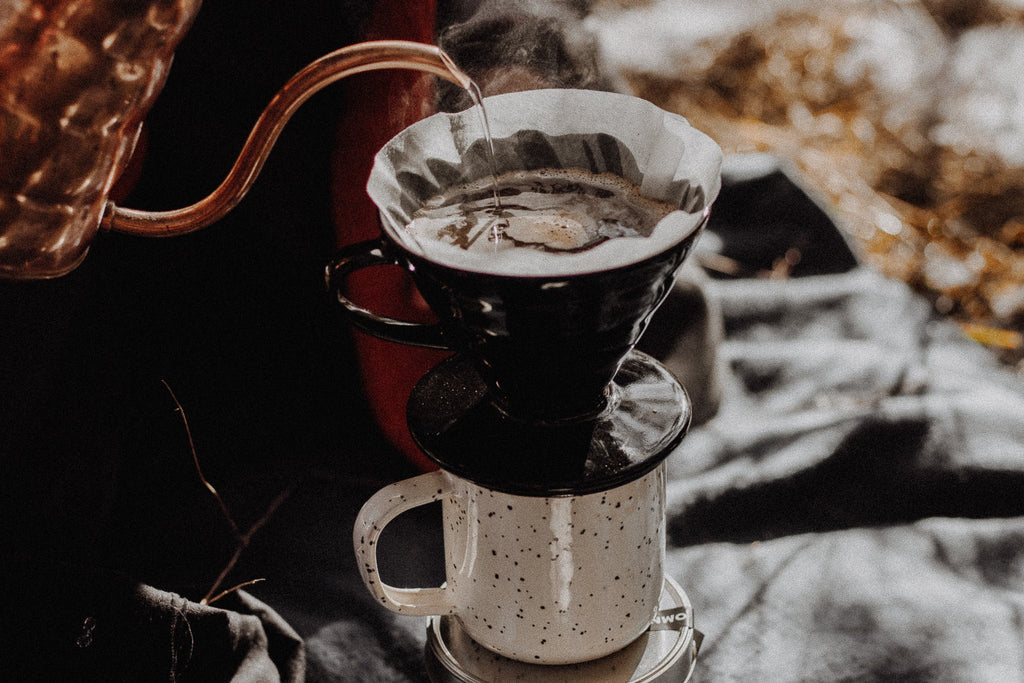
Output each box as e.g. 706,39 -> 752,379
161,380 -> 295,605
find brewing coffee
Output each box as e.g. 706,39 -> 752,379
328,89 -> 721,415
402,169 -> 679,276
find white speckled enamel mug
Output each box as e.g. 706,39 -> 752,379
353,462 -> 667,665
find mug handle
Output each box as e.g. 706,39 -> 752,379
325,238 -> 449,349
353,470 -> 455,616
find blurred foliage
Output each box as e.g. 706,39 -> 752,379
621,0 -> 1024,370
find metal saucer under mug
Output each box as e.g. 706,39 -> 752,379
425,576 -> 701,683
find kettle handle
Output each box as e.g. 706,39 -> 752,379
325,239 -> 450,349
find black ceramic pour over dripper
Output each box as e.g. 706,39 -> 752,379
330,210 -> 706,494
331,209 -> 704,492
389,223 -> 704,494
327,90 -> 723,492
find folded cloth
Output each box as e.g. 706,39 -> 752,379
0,561 -> 304,682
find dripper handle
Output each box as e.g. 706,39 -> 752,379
326,239 -> 449,349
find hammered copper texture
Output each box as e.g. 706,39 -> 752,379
0,0 -> 200,278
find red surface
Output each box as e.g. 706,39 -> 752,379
329,0 -> 449,470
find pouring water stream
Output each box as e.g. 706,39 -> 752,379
463,81 -> 506,251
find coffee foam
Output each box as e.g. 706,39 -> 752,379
396,169 -> 706,276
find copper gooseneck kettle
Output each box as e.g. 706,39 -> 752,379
0,0 -> 471,279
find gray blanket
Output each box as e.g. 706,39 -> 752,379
666,267 -> 1024,681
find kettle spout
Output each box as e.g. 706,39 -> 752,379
103,40 -> 475,239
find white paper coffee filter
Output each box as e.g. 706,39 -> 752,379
367,89 -> 723,275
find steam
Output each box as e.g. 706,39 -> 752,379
436,0 -> 612,113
